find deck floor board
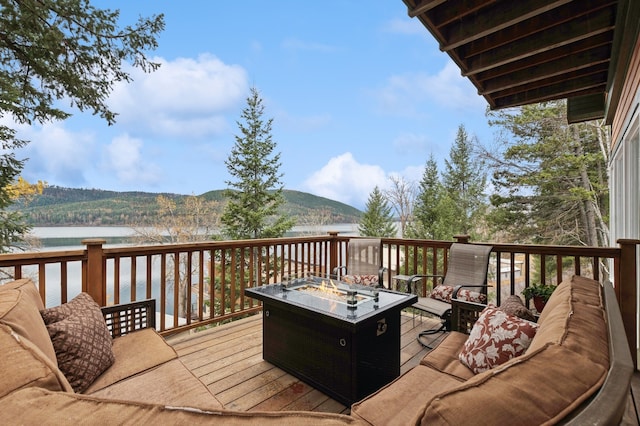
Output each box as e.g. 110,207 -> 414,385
167,310 -> 437,413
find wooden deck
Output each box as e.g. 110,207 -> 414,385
166,311 -> 640,423
166,310 -> 441,414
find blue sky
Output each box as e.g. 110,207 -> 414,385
15,1 -> 493,210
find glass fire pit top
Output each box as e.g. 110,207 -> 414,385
244,275 -> 417,323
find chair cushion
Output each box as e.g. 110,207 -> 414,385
431,285 -> 486,303
458,307 -> 538,374
41,293 -> 115,393
342,274 -> 379,286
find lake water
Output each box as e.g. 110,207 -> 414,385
28,224 -> 360,250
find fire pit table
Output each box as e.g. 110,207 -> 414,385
245,275 -> 417,405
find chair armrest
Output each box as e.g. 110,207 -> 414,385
406,274 -> 443,294
101,299 -> 156,338
452,284 -> 490,298
451,298 -> 486,334
378,267 -> 388,289
332,265 -> 347,279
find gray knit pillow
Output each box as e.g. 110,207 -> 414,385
499,295 -> 536,322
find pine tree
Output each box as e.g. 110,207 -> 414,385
221,87 -> 294,239
441,125 -> 487,237
484,101 -> 609,246
407,154 -> 454,240
358,187 -> 397,237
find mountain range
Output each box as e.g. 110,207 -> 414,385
15,186 -> 363,227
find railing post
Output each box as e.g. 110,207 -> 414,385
617,238 -> 638,369
328,231 -> 340,276
83,239 -> 106,307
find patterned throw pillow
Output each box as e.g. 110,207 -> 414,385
430,285 -> 487,304
458,307 -> 538,374
499,295 -> 536,322
342,274 -> 379,286
430,285 -> 454,302
41,293 -> 115,393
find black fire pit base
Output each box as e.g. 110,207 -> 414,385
261,302 -> 402,406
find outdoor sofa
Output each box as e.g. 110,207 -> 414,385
0,275 -> 634,424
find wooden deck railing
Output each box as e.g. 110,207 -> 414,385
0,233 -> 637,366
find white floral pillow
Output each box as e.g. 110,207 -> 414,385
458,307 -> 538,374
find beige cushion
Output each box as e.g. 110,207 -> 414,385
41,293 -> 115,393
0,323 -> 72,399
351,365 -> 462,426
89,358 -> 224,410
0,279 -> 58,365
420,344 -> 607,425
1,387 -> 360,425
85,327 -> 178,394
420,331 -> 474,381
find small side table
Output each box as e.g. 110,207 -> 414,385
391,274 -> 414,292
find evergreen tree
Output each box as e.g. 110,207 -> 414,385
407,154 -> 446,239
358,187 -> 397,237
0,1 -> 164,251
221,87 -> 294,239
441,125 -> 487,237
484,101 -> 609,246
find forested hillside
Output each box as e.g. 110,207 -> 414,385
14,186 -> 362,226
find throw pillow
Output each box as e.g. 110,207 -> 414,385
430,285 -> 487,304
458,306 -> 538,374
430,285 -> 454,302
40,293 -> 114,393
342,274 -> 379,286
499,295 -> 536,322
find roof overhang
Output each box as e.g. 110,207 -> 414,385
402,0 -> 638,124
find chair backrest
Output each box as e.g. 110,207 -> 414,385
347,238 -> 382,275
442,243 -> 493,291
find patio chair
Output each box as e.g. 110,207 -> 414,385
332,238 -> 387,288
406,243 -> 493,347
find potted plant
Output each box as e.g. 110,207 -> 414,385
522,283 -> 557,312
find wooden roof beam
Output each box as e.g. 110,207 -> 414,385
459,0 -> 617,59
441,0 -> 574,51
463,7 -> 615,75
480,48 -> 611,94
493,78 -> 607,109
406,0 -> 447,18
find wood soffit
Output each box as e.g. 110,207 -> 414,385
402,0 -> 621,120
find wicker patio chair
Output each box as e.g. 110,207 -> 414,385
332,238 -> 387,288
405,243 -> 493,347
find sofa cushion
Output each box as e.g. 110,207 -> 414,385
41,292 -> 115,393
528,275 -> 609,367
84,327 -> 178,394
499,295 -> 536,321
458,307 -> 538,374
351,364 -> 462,426
420,331 -> 474,381
89,358 -> 224,410
0,279 -> 58,365
420,344 -> 607,425
1,387 -> 360,425
0,323 -> 72,399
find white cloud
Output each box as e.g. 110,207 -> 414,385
108,54 -> 249,138
103,134 -> 162,185
371,61 -> 485,116
383,17 -> 425,35
302,153 -> 387,208
20,122 -> 95,186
